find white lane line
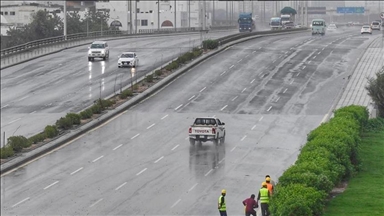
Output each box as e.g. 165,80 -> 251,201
240,135 -> 247,141
302,66 -> 306,70
92,155 -> 104,163
8,118 -> 21,124
220,71 -> 227,76
251,79 -> 255,84
258,47 -> 262,49
172,144 -> 179,151
290,47 -> 293,50
229,65 -> 234,69
131,133 -> 140,140
267,106 -> 272,112
272,60 -> 276,63
147,123 -> 156,129
237,59 -> 243,63
188,183 -> 198,192
220,105 -> 228,111
259,116 -> 264,121
283,88 -> 288,93
161,114 -> 169,120
308,60 -> 311,64
231,96 -> 238,101
251,125 -> 256,130
12,197 -> 30,208
252,51 -> 256,53
290,79 -> 294,85
171,199 -> 181,208
296,72 -> 301,77
318,52 -> 321,55
113,144 -> 123,151
30,111 -> 36,114
218,158 -> 225,164
1,104 -> 9,109
275,97 -> 280,102
313,56 -> 317,59
70,167 -> 84,175
204,169 -> 213,176
199,87 -> 206,92
154,156 -> 164,163
188,95 -> 196,100
136,168 -> 147,176
43,181 -> 59,190
18,95 -> 29,101
174,104 -> 183,111
230,146 -> 237,152
241,88 -> 246,93
115,182 -> 127,191
90,198 -> 103,208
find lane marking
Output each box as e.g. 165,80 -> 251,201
241,88 -> 246,93
154,156 -> 164,163
258,47 -> 262,49
199,87 -> 206,92
30,111 -> 36,114
231,96 -> 238,101
147,123 -> 156,129
318,52 -> 321,55
12,197 -> 30,208
296,72 -> 301,77
131,133 -> 140,140
308,61 -> 311,64
1,104 -> 9,109
220,105 -> 228,111
302,66 -> 306,69
240,135 -> 247,141
252,51 -> 256,53
313,56 -> 317,59
90,198 -> 103,208
237,59 -> 243,63
230,146 -> 237,152
267,106 -> 272,112
259,116 -> 264,122
272,60 -> 276,63
171,199 -> 181,208
204,169 -> 213,176
220,71 -> 227,76
188,95 -> 195,100
171,144 -> 179,151
174,104 -> 183,111
188,183 -> 198,192
92,155 -> 104,163
290,79 -> 294,85
283,88 -> 288,93
229,65 -> 234,69
275,97 -> 280,102
70,167 -> 84,175
18,95 -> 29,101
245,55 -> 249,57
250,79 -> 255,84
113,144 -> 123,151
43,181 -> 59,190
161,114 -> 169,120
8,118 -> 21,124
251,125 -> 256,130
115,182 -> 127,191
322,48 -> 325,50
136,168 -> 147,176
218,158 -> 225,164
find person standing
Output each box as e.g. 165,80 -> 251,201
257,182 -> 271,216
242,194 -> 258,216
218,189 -> 227,216
265,175 -> 276,188
265,177 -> 274,195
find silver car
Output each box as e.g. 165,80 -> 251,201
88,41 -> 109,61
117,52 -> 139,68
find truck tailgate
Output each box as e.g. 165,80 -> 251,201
191,127 -> 214,135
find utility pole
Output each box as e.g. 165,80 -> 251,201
135,0 -> 137,34
158,0 -> 160,31
212,0 -> 215,27
64,0 -> 67,40
188,0 -> 191,28
174,0 -> 176,31
129,0 -> 133,34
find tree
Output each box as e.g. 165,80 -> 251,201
85,8 -> 110,33
366,66 -> 384,117
281,7 -> 297,15
66,11 -> 84,35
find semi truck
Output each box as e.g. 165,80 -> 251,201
281,14 -> 294,25
238,12 -> 255,32
270,17 -> 283,30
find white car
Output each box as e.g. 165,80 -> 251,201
117,52 -> 139,68
88,41 -> 109,61
371,21 -> 381,30
361,25 -> 372,34
327,23 -> 337,31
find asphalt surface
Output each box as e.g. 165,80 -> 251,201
1,26 -> 378,215
0,29 -> 242,142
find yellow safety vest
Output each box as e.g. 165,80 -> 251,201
218,195 -> 226,211
259,188 -> 269,203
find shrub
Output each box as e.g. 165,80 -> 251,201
7,136 -> 31,152
120,89 -> 133,99
90,104 -> 102,114
184,52 -> 194,61
44,125 -> 58,138
66,113 -> 81,125
80,109 -> 93,119
202,39 -> 219,49
56,117 -> 73,130
28,133 -> 46,144
155,70 -> 162,77
99,99 -> 113,108
334,105 -> 369,127
145,74 -> 154,83
0,145 -> 14,159
193,49 -> 203,58
165,61 -> 179,71
364,117 -> 384,132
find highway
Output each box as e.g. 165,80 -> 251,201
0,29 -> 242,140
1,26 -> 379,215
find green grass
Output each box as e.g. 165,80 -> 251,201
324,129 -> 384,216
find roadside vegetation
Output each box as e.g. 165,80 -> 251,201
366,66 -> 384,118
0,40 -> 218,161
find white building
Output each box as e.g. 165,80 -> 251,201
1,15 -> 14,35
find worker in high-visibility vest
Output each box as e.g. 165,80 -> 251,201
218,189 -> 227,216
265,177 -> 274,195
257,182 -> 271,216
265,175 -> 276,188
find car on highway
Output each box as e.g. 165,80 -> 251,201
371,21 -> 381,30
117,52 -> 139,68
88,41 -> 109,61
327,23 -> 337,31
188,117 -> 226,145
284,21 -> 295,29
361,25 -> 372,34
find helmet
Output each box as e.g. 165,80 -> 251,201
262,182 -> 267,187
266,177 -> 271,182
221,189 -> 226,194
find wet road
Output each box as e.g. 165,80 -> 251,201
1,27 -> 379,215
1,29 -> 241,140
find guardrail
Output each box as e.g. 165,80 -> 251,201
1,26 -> 237,57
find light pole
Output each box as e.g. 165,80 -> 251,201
130,68 -> 135,92
64,0 -> 67,40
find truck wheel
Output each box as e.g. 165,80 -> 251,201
189,138 -> 195,145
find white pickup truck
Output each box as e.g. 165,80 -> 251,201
188,117 -> 226,145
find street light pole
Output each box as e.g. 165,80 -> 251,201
158,0 -> 160,31
64,0 -> 67,40
174,0 -> 176,31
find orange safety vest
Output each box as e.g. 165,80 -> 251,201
266,182 -> 273,195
